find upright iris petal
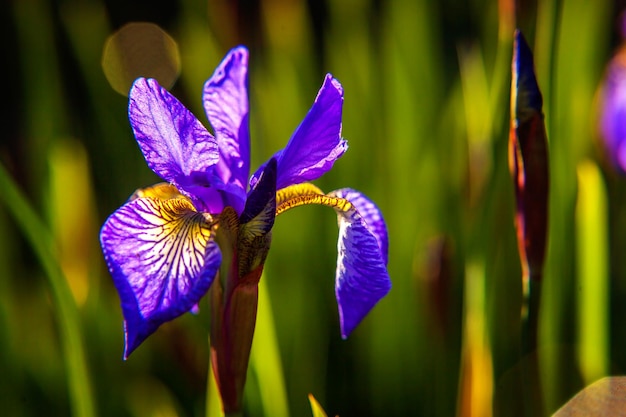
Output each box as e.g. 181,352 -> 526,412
250,74 -> 347,190
129,78 -> 219,193
203,46 -> 250,213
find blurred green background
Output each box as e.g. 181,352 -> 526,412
1,0 -> 626,416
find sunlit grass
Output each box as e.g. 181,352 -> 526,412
0,0 -> 621,416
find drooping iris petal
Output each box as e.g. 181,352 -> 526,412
129,77 -> 219,195
335,211 -> 391,338
250,74 -> 347,190
273,182 -> 390,337
203,47 -> 250,200
329,188 -> 388,265
100,193 -> 221,358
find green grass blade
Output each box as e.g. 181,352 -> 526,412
0,162 -> 96,417
575,160 -> 609,384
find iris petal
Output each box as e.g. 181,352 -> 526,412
129,78 -> 219,199
251,74 -> 347,190
203,47 -> 250,199
329,188 -> 388,265
100,192 -> 221,358
273,183 -> 390,336
335,210 -> 391,338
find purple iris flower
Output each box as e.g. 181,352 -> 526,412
100,46 -> 391,360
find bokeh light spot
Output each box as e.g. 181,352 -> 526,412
102,22 -> 180,96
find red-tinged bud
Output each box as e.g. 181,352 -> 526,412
509,30 -> 549,283
509,35 -> 548,416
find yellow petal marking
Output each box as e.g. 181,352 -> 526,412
130,182 -> 186,201
276,183 -> 354,215
132,197 -> 215,288
119,184 -> 218,304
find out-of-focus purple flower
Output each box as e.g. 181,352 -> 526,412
599,39 -> 626,173
99,46 -> 391,412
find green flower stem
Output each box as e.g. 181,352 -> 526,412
521,275 -> 542,356
521,276 -> 544,417
249,278 -> 290,417
205,347 -> 222,417
0,161 -> 96,417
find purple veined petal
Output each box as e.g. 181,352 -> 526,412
271,182 -> 390,336
203,47 -> 251,200
250,74 -> 347,190
100,194 -> 221,358
329,188 -> 388,266
335,210 -> 391,338
129,78 -> 219,192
